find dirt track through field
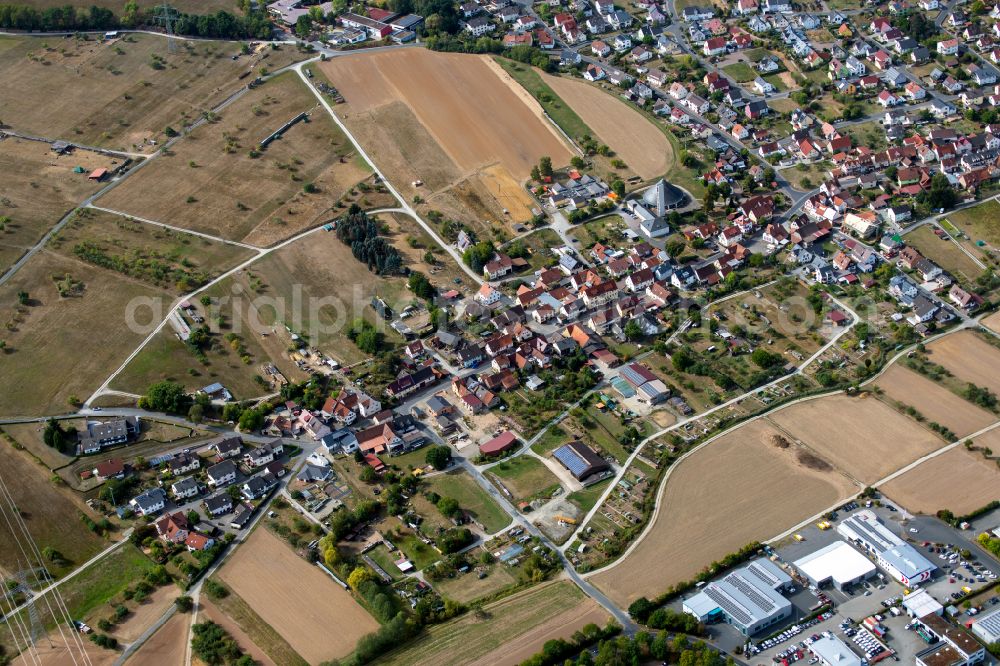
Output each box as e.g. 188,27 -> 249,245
589,419 -> 856,606
881,444 -> 1000,515
926,330 -> 1000,396
541,73 -> 673,180
319,49 -> 571,178
768,393 -> 945,484
217,527 -> 377,663
874,364 -> 996,438
124,611 -> 187,666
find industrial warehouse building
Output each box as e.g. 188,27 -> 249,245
683,559 -> 793,635
552,441 -> 612,484
836,510 -> 935,586
619,362 -> 669,404
809,635 -> 862,666
794,541 -> 877,590
971,606 -> 1000,645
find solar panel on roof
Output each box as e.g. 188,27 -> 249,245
704,586 -> 753,626
747,561 -> 780,587
553,445 -> 590,478
728,574 -> 776,613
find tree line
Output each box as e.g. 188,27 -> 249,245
0,3 -> 273,39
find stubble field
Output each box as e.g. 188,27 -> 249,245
123,610 -> 187,666
874,364 -> 995,439
0,136 -> 118,273
880,445 -> 1000,516
768,393 -> 945,485
0,35 -> 304,150
98,72 -> 368,245
319,49 -> 569,230
540,73 -> 673,181
925,330 -> 1000,396
217,527 -> 378,664
589,419 -> 856,606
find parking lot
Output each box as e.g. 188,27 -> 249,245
695,500 -> 1000,662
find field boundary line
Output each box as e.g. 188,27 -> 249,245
86,205 -> 262,251
566,289 -> 859,555
293,63 -> 484,286
768,417 -> 1000,545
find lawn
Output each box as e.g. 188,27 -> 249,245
509,228 -> 561,272
568,214 -> 628,248
566,478 -> 612,514
843,120 -> 889,151
763,73 -> 789,92
489,456 -> 562,502
431,562 -> 518,604
531,424 -> 569,456
49,543 -> 155,621
395,532 -> 442,571
376,581 -> 588,666
946,200 -> 1000,249
367,543 -> 404,580
425,471 -> 511,533
782,161 -> 830,191
723,62 -> 756,83
903,224 -> 984,284
493,58 -> 592,141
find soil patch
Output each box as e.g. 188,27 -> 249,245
768,393 -> 945,484
124,611 -> 187,666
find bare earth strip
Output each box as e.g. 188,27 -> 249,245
469,600 -> 610,666
124,611 -> 187,666
768,393 -> 945,485
540,73 -> 672,180
926,330 -> 1000,396
319,49 -> 571,177
881,445 -> 1000,516
589,419 -> 856,607
874,364 -> 996,438
217,527 -> 378,663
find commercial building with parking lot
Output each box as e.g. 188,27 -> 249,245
809,635 -> 863,666
970,605 -> 1000,645
914,614 -> 986,666
836,510 -> 935,586
683,559 -> 794,635
794,541 -> 878,591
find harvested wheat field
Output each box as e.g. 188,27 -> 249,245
881,445 -> 1000,515
0,136 -> 118,273
768,393 -> 945,485
874,364 -> 995,438
541,73 -> 672,180
0,35 -> 304,150
124,611 -> 187,666
110,585 -> 177,643
12,636 -> 115,666
217,527 -> 377,664
926,330 -> 1000,396
321,49 -> 570,177
590,419 -> 855,606
982,311 -> 1000,334
99,72 -> 367,244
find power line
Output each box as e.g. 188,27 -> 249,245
155,3 -> 179,53
0,473 -> 89,666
